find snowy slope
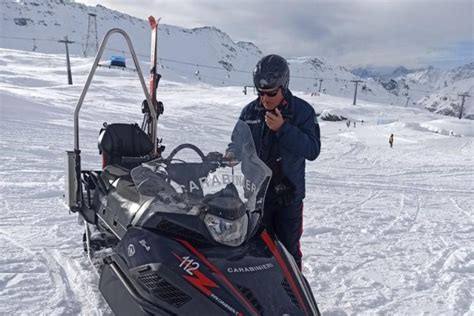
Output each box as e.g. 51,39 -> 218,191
416,64 -> 474,118
0,0 -> 404,105
354,64 -> 474,117
1,48 -> 473,315
0,0 -> 261,86
405,63 -> 474,90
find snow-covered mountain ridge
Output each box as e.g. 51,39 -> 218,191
0,0 -> 402,104
352,63 -> 474,118
1,0 -> 472,118
402,64 -> 473,118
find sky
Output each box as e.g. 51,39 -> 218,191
82,0 -> 473,69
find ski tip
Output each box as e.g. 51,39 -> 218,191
148,16 -> 157,27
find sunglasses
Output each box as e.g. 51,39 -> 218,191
257,89 -> 279,97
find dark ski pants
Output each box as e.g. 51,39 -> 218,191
263,199 -> 304,270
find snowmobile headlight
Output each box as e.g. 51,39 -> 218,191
204,213 -> 248,247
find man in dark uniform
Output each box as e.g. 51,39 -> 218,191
226,54 -> 321,269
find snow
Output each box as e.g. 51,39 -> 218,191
353,64 -> 474,118
1,0 -> 421,108
1,47 -> 473,315
420,119 -> 474,137
418,77 -> 474,119
2,0 -> 473,120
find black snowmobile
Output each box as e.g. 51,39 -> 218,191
65,27 -> 320,316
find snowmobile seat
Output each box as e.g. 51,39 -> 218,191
98,123 -> 153,169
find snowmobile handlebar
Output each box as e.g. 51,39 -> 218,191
165,143 -> 206,162
122,143 -> 239,179
207,151 -> 239,168
122,145 -> 234,174
164,144 -> 235,168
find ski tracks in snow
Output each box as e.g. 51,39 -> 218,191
1,74 -> 111,313
0,218 -> 110,315
304,127 -> 474,314
381,193 -> 421,234
450,197 -> 474,224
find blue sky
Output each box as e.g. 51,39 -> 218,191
81,0 -> 473,69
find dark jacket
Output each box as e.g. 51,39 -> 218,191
232,90 -> 320,201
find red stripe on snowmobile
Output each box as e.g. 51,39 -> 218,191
177,239 -> 259,315
260,230 -> 309,315
172,252 -> 217,296
183,270 -> 217,296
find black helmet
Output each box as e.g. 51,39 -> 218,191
253,54 -> 290,91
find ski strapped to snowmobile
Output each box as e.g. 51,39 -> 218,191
65,24 -> 320,316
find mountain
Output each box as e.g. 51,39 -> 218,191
351,65 -> 418,80
352,63 -> 474,118
1,0 -> 405,104
398,63 -> 474,118
2,0 -> 471,115
416,63 -> 474,118
0,0 -> 262,86
350,67 -> 374,79
391,66 -> 413,78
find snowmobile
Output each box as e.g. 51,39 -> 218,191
65,26 -> 320,316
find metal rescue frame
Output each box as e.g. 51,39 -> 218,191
66,28 -> 158,212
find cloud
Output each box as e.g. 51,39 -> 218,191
81,0 -> 473,68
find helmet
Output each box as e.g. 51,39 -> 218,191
253,54 -> 290,91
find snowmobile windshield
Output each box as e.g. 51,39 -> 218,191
130,120 -> 272,246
